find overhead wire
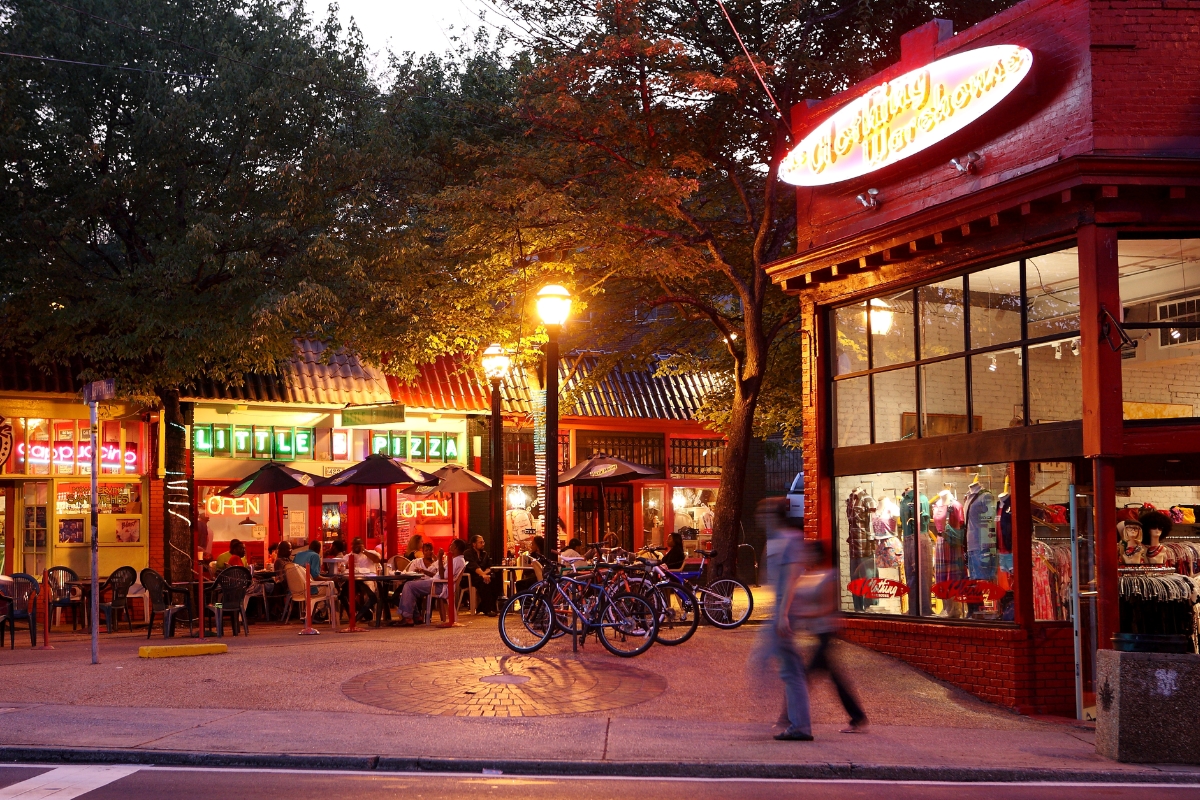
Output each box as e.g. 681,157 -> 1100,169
0,49 -> 213,79
712,0 -> 791,133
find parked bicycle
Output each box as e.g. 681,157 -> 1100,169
638,545 -> 754,629
498,556 -> 658,657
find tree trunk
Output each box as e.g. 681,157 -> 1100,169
157,388 -> 194,583
709,382 -> 761,578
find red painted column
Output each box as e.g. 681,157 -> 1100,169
1077,224 -> 1123,649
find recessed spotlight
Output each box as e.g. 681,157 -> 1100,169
1054,343 -> 1063,360
1070,339 -> 1080,357
1171,329 -> 1182,340
988,355 -> 997,372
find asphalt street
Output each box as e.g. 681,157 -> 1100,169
1,766 -> 1198,800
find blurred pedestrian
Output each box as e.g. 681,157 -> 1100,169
754,498 -> 813,742
793,540 -> 868,734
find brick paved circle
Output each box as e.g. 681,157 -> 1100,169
342,656 -> 668,717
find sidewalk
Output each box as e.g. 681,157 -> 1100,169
0,616 -> 1197,782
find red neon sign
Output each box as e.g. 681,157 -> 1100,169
932,579 -> 1007,604
19,442 -> 136,470
848,577 -> 911,599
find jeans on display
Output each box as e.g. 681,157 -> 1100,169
968,548 -> 996,582
849,557 -> 876,611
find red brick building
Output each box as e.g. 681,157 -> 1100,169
768,0 -> 1200,716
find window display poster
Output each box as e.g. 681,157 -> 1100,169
322,501 -> 347,539
116,518 -> 141,543
58,518 -> 84,544
56,483 -> 142,515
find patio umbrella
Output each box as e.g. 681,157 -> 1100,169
427,464 -> 492,494
318,454 -> 439,558
218,462 -> 321,547
558,453 -> 661,548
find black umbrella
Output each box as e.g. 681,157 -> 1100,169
558,453 -> 661,548
318,454 -> 439,559
219,462 -> 321,544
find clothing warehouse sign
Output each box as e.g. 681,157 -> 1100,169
780,45 -> 1033,186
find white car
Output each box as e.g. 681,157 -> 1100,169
786,472 -> 804,522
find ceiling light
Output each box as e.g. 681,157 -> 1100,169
1171,329 -> 1182,340
988,355 -> 997,372
1071,339 -> 1080,357
1054,343 -> 1063,360
1015,348 -> 1022,366
869,298 -> 893,336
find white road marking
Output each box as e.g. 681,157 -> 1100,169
0,766 -> 139,798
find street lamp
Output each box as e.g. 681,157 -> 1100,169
481,343 -> 511,563
536,284 -> 572,557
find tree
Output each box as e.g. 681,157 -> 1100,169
430,0 -> 1021,575
0,0 -> 389,579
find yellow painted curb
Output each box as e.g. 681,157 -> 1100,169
138,643 -> 228,658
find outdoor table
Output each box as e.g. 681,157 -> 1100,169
67,578 -> 107,631
325,573 -> 419,628
489,565 -> 533,599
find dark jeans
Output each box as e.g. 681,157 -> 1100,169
472,574 -> 501,614
808,632 -> 866,725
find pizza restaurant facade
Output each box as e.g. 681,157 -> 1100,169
768,0 -> 1200,716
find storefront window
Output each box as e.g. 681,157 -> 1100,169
642,486 -> 665,547
873,368 -> 916,442
917,464 -> 1011,621
25,418 -> 50,476
831,247 -> 1082,445
1117,238 -> 1200,421
1031,465 -> 1073,621
919,277 -> 965,357
835,472 -> 913,615
671,487 -> 717,552
835,376 -> 870,447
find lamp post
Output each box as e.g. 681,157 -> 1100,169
481,343 -> 511,563
536,284 -> 572,558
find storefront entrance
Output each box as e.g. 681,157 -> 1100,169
573,485 -> 633,549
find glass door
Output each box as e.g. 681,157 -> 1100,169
642,485 -> 665,548
1070,486 -> 1099,721
22,481 -> 48,575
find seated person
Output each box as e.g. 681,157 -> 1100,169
559,538 -> 587,565
404,534 -> 424,561
293,540 -> 322,579
405,542 -> 438,577
269,541 -> 294,595
215,539 -> 247,572
396,539 -> 468,626
663,531 -> 687,571
514,535 -> 545,595
341,537 -> 379,621
465,534 -> 500,616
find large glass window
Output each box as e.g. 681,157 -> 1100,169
1117,238 -> 1200,421
830,248 -> 1081,445
835,472 -> 913,615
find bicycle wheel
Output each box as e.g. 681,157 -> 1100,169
699,578 -> 754,629
652,583 -> 699,646
597,592 -> 658,657
499,592 -> 554,653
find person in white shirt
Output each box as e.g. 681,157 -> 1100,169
405,542 -> 438,577
396,539 -> 468,625
559,538 -> 587,566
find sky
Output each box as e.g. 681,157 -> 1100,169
304,0 -> 501,65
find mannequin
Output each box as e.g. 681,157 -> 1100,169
963,478 -> 996,583
1117,520 -> 1146,565
900,486 -> 932,615
846,487 -> 878,611
933,487 -> 966,618
1140,510 -> 1173,566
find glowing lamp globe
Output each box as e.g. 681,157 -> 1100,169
481,343 -> 511,380
536,284 -> 572,327
868,298 -> 893,336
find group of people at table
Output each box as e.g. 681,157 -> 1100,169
209,527 -> 692,627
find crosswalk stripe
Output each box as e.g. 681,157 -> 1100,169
0,766 -> 140,799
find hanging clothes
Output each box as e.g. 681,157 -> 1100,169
963,484 -> 996,581
996,493 -> 1013,554
1032,540 -> 1056,620
846,488 -> 877,560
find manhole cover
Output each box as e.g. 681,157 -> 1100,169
479,674 -> 530,685
342,656 -> 667,717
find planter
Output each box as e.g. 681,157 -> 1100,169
1095,649 -> 1200,764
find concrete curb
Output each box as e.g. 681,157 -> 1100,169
1,746 -> 1198,783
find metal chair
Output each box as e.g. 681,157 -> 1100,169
140,568 -> 191,638
207,566 -> 252,637
97,566 -> 137,633
8,573 -> 39,647
0,586 -> 12,648
46,566 -> 82,629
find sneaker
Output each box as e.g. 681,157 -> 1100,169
774,728 -> 814,741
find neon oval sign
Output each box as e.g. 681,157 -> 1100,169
780,45 -> 1033,187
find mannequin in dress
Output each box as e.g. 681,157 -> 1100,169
1139,510 -> 1173,566
1117,520 -> 1146,565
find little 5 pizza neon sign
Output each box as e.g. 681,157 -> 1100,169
779,45 -> 1033,187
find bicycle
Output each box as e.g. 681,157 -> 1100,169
639,545 -> 754,629
499,557 -> 658,657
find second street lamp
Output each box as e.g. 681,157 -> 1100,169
481,343 -> 511,563
536,284 -> 572,558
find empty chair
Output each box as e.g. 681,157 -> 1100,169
46,566 -> 82,629
140,568 -> 192,639
7,573 -> 39,647
207,566 -> 252,637
97,566 -> 137,633
282,562 -> 338,630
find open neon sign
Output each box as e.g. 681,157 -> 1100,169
780,45 -> 1033,186
398,498 -> 450,519
205,496 -> 261,517
19,442 -> 136,469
